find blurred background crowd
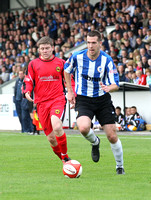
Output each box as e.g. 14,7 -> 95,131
0,0 -> 151,87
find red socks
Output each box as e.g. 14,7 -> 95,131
51,144 -> 62,160
56,133 -> 69,160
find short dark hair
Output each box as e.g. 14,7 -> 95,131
37,36 -> 53,47
116,106 -> 121,110
131,106 -> 137,109
87,30 -> 101,41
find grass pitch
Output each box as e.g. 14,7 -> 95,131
0,131 -> 151,200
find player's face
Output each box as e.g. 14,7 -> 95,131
39,44 -> 53,60
87,36 -> 101,60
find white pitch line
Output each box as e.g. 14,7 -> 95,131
0,133 -> 151,140
67,135 -> 151,140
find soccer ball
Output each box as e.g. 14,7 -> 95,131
116,123 -> 122,131
63,160 -> 82,178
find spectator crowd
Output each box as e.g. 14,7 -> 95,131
0,0 -> 151,87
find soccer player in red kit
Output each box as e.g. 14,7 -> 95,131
23,36 -> 71,163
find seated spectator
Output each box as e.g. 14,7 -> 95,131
127,30 -> 136,48
136,61 -> 143,72
148,59 -> 151,69
4,58 -> 10,72
144,42 -> 151,59
115,106 -> 124,131
0,65 -> 9,82
124,39 -> 133,55
126,71 -> 134,83
130,106 -> 141,120
74,36 -> 84,47
135,37 -> 146,50
145,68 -> 151,88
135,70 -> 147,85
132,71 -> 138,84
59,51 -> 67,61
54,45 -> 60,57
8,58 -> 15,73
125,60 -> 134,73
140,47 -> 150,60
142,29 -> 151,44
9,65 -> 18,80
124,107 -> 132,125
0,77 -> 3,85
21,42 -> 28,55
141,56 -> 149,74
117,63 -> 128,82
0,58 -> 4,73
125,106 -> 146,131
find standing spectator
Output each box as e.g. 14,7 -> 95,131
64,30 -> 125,174
23,36 -> 71,163
14,70 -> 33,133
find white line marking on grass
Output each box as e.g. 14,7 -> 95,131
1,133 -> 151,140
0,132 -> 44,136
67,135 -> 151,140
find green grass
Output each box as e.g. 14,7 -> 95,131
0,131 -> 151,200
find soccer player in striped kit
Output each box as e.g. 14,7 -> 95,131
64,30 -> 125,174
23,36 -> 70,164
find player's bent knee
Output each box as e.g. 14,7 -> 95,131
107,134 -> 118,143
78,126 -> 90,135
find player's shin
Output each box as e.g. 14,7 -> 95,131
84,128 -> 99,145
110,139 -> 124,168
51,144 -> 62,160
56,133 -> 69,160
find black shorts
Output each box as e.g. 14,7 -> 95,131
75,93 -> 115,126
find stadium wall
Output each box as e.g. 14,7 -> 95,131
0,88 -> 151,131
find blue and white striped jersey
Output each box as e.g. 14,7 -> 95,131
64,49 -> 119,97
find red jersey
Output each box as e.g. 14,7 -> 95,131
23,55 -> 66,103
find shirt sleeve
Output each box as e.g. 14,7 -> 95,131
105,58 -> 119,86
64,53 -> 75,74
23,61 -> 35,94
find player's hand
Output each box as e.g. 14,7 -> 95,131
100,82 -> 110,93
67,91 -> 76,109
25,91 -> 34,102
